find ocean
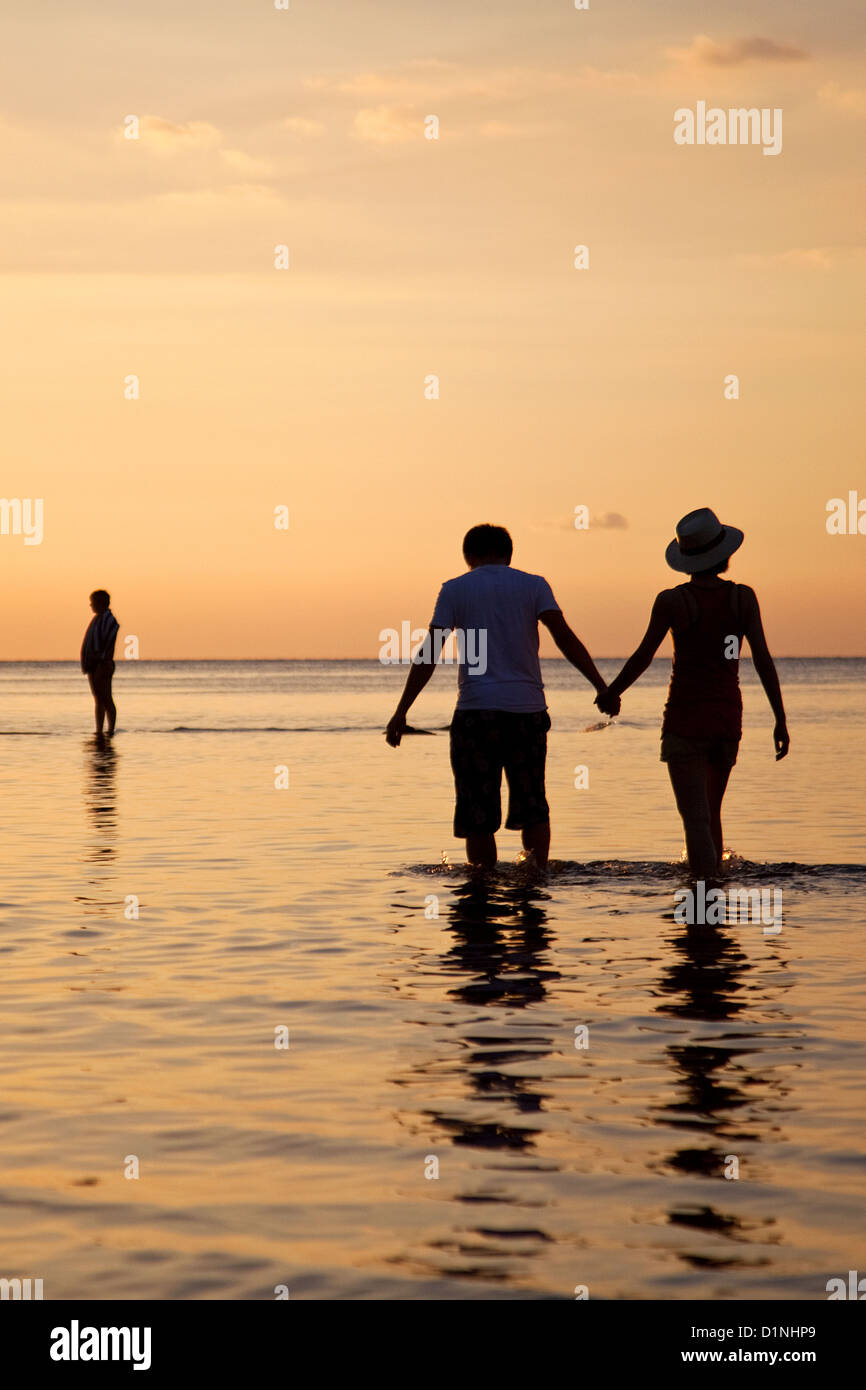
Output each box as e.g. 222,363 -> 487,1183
0,658 -> 863,1299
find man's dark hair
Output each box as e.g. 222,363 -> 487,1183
90,589 -> 111,608
462,524 -> 513,563
693,558 -> 729,577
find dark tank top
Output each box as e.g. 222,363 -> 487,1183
662,581 -> 745,740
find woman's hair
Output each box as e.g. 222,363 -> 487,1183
693,558 -> 729,577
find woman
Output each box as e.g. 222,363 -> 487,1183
597,508 -> 789,878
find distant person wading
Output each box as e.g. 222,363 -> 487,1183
81,589 -> 120,738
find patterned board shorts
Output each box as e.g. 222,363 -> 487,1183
660,732 -> 740,767
449,709 -> 551,837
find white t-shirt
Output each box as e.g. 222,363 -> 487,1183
429,564 -> 560,712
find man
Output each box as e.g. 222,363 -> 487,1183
81,589 -> 120,737
385,524 -> 616,868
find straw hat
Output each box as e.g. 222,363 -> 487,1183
665,507 -> 744,573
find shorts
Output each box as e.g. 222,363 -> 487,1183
87,660 -> 115,689
449,709 -> 551,837
660,732 -> 740,767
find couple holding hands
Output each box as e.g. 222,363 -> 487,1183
386,509 -> 788,878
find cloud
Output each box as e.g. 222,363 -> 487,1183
122,116 -> 222,152
352,105 -> 422,144
306,60 -> 454,99
740,247 -> 833,271
574,66 -> 642,90
308,61 -> 640,106
479,120 -> 521,139
772,248 -> 833,271
281,116 -> 325,137
668,35 -> 808,68
219,148 -> 272,178
738,246 -> 866,272
532,513 -> 628,534
478,118 -> 562,139
152,183 -> 281,209
110,115 -> 277,193
819,81 -> 866,116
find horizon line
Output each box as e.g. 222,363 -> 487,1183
0,655 -> 863,665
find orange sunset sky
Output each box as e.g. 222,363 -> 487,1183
1,0 -> 864,658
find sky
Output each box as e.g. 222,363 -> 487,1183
1,0 -> 864,658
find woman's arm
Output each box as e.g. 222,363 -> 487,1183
601,592 -> 676,708
741,587 -> 789,759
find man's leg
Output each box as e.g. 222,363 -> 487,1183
504,712 -> 551,868
92,665 -> 116,735
88,674 -> 106,734
666,756 -> 717,879
450,712 -> 502,870
466,833 -> 497,868
520,822 -> 550,869
103,673 -> 117,736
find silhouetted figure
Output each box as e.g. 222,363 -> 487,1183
81,589 -> 119,737
597,509 -> 789,877
385,524 -> 612,869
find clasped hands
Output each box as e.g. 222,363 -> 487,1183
595,685 -> 621,718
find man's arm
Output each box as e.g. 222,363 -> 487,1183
601,592 -> 676,710
385,627 -> 449,747
96,614 -> 119,666
741,587 -> 789,759
539,610 -> 608,696
81,618 -> 93,673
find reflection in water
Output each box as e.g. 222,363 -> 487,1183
391,873 -> 560,1283
440,877 -> 557,1009
78,734 -> 119,916
389,866 -> 802,1291
653,909 -> 796,1268
428,877 -> 559,1151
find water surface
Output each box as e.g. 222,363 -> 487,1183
0,659 -> 863,1299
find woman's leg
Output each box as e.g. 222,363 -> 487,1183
666,756 -> 718,879
706,760 -> 733,869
